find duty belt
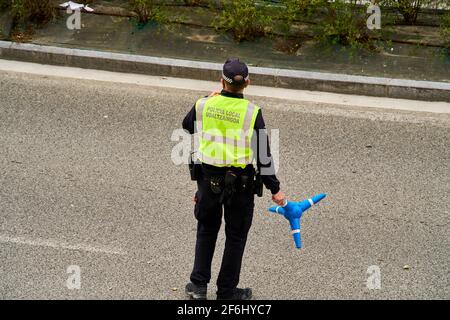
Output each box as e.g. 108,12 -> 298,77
204,170 -> 253,206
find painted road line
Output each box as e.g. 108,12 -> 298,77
0,234 -> 127,255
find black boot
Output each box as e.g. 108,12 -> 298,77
185,282 -> 207,300
217,288 -> 252,300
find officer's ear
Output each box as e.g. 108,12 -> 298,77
244,79 -> 250,88
221,78 -> 225,88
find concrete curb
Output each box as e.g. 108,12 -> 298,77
0,40 -> 449,102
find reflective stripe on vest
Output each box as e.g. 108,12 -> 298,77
195,95 -> 260,168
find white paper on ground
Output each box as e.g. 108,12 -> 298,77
60,1 -> 94,12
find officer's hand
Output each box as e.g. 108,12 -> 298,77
272,191 -> 286,206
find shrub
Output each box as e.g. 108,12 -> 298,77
441,12 -> 450,50
11,0 -> 56,25
129,0 -> 164,24
277,0 -> 313,35
0,0 -> 11,11
212,0 -> 272,42
183,0 -> 203,6
313,0 -> 375,49
281,0 -> 312,22
381,0 -> 431,24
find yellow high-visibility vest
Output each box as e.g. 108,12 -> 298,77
195,95 -> 260,168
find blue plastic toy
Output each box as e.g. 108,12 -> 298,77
268,193 -> 326,249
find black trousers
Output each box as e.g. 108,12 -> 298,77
190,176 -> 255,296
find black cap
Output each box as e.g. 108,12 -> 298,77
222,58 -> 249,85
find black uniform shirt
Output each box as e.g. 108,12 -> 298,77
182,90 -> 281,195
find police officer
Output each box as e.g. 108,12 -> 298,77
182,58 -> 286,300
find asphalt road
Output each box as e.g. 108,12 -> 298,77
0,70 -> 449,300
